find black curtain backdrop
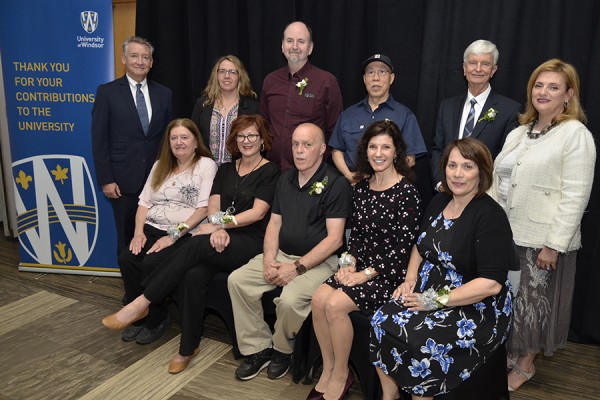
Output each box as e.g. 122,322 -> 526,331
136,0 -> 600,343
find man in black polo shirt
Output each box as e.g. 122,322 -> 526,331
228,123 -> 351,381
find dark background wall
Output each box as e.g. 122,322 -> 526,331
136,0 -> 600,342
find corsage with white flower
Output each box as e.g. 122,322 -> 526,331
478,107 -> 498,123
296,77 -> 309,95
415,286 -> 451,310
309,176 -> 328,195
208,211 -> 238,228
167,222 -> 190,241
338,251 -> 355,268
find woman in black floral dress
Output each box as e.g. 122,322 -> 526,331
308,120 -> 422,400
370,138 -> 513,400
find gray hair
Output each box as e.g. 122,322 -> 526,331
122,36 -> 154,57
463,39 -> 499,65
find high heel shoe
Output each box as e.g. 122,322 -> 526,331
101,308 -> 148,330
508,364 -> 535,391
168,348 -> 200,374
335,369 -> 354,400
305,386 -> 324,400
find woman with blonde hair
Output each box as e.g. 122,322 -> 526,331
191,55 -> 259,165
490,59 -> 596,391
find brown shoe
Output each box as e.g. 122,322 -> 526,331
101,308 -> 148,330
168,348 -> 200,374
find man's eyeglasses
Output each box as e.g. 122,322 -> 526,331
365,69 -> 391,77
235,133 -> 260,143
218,69 -> 239,76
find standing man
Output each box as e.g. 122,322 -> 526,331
260,21 -> 343,171
430,39 -> 520,191
329,54 -> 427,182
228,123 -> 351,381
92,36 -> 173,255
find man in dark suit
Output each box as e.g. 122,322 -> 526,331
430,39 -> 520,191
92,36 -> 173,256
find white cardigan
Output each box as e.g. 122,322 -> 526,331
490,119 -> 596,252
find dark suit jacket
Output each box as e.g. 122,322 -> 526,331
190,95 -> 260,148
430,90 -> 520,186
92,75 -> 173,194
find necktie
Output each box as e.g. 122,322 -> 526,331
463,98 -> 477,138
136,83 -> 150,135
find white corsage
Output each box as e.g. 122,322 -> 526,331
478,107 -> 498,123
167,222 -> 190,241
338,251 -> 355,268
209,211 -> 238,227
296,77 -> 309,95
309,176 -> 328,195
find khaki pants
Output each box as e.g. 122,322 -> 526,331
227,251 -> 337,355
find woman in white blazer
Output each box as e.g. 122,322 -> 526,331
490,59 -> 596,392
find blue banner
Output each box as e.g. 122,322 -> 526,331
0,0 -> 118,275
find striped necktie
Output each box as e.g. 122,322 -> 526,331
463,98 -> 477,138
136,83 -> 150,135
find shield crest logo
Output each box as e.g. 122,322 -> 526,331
13,155 -> 99,267
81,11 -> 98,34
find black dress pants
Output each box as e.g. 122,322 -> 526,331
142,231 -> 263,355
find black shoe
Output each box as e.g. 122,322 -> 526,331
235,347 -> 273,380
267,350 -> 291,379
121,325 -> 144,342
135,317 -> 171,345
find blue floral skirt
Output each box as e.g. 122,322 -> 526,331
369,262 -> 512,397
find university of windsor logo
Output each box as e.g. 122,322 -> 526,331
80,11 -> 98,33
13,155 -> 99,267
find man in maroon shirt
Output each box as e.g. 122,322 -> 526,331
260,21 -> 344,171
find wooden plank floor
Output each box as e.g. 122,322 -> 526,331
0,232 -> 598,399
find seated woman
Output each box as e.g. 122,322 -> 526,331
191,55 -> 259,165
102,114 -> 280,372
309,120 -> 422,400
370,138 -> 514,400
115,118 -> 217,344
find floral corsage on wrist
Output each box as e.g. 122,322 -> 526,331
416,286 -> 451,310
296,77 -> 309,95
338,251 -> 355,269
309,176 -> 328,195
208,211 -> 238,228
167,222 -> 190,241
478,107 -> 498,123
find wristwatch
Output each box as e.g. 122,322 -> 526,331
364,268 -> 373,281
294,260 -> 307,275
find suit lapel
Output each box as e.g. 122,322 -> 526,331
452,94 -> 467,139
119,76 -> 145,135
472,91 -> 497,139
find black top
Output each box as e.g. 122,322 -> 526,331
190,95 -> 260,148
210,161 -> 280,239
272,161 -> 352,256
421,193 -> 515,284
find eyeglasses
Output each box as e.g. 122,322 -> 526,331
365,69 -> 391,77
218,69 -> 239,76
235,133 -> 260,143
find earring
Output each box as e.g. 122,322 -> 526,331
564,101 -> 569,108
260,143 -> 265,152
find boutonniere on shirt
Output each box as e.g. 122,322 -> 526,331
296,77 -> 309,95
309,176 -> 328,195
478,107 -> 498,123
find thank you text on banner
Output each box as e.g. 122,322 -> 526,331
0,0 -> 119,275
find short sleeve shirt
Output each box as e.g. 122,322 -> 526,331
328,95 -> 427,171
272,162 -> 352,256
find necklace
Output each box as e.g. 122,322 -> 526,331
526,119 -> 558,139
226,156 -> 263,214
